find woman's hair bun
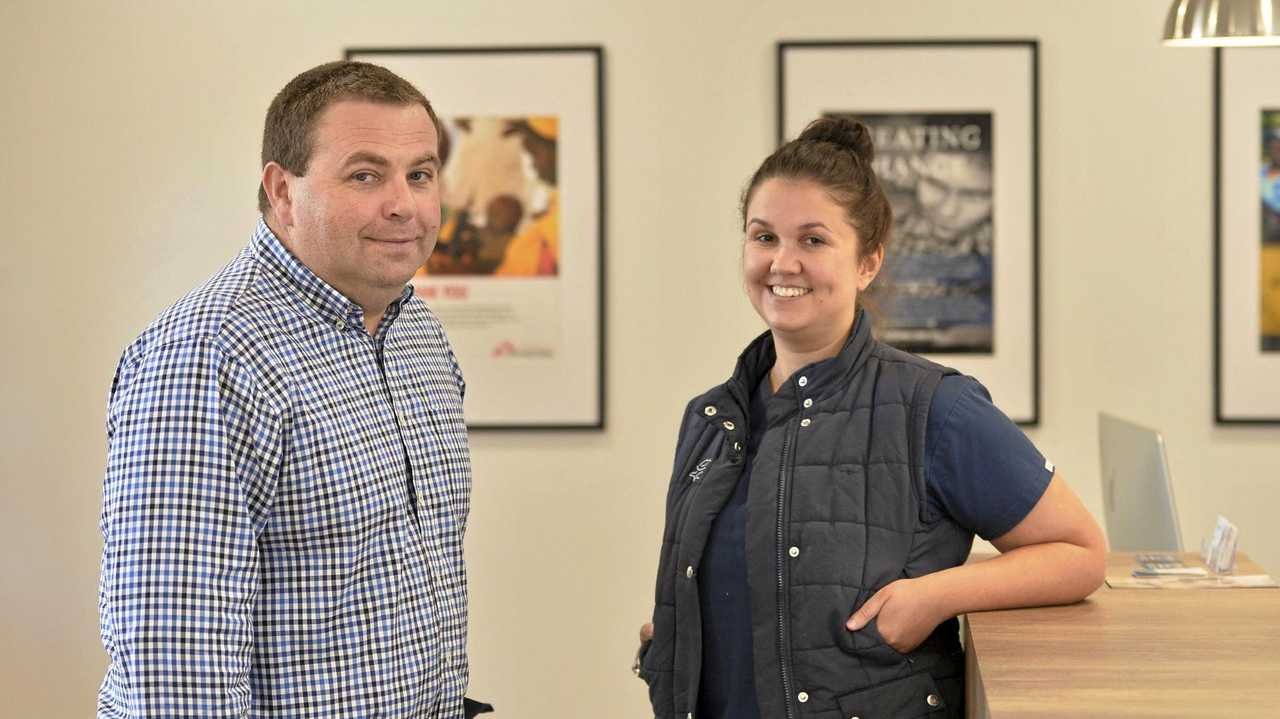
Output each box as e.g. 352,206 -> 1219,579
797,116 -> 875,164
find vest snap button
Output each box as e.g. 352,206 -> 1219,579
800,418 -> 811,428
927,693 -> 941,707
803,398 -> 813,408
798,376 -> 808,387
722,420 -> 735,431
703,405 -> 717,416
788,546 -> 800,558
686,565 -> 695,579
797,691 -> 809,703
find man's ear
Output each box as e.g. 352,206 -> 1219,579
261,162 -> 296,228
858,244 -> 885,290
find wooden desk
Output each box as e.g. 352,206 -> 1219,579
964,552 -> 1280,718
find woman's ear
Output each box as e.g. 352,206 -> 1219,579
858,245 -> 885,290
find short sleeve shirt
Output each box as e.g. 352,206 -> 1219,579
924,375 -> 1054,540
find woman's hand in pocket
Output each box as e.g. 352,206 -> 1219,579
633,622 -> 654,678
845,578 -> 945,654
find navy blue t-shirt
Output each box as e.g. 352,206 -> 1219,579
696,377 -> 772,719
695,374 -> 1053,718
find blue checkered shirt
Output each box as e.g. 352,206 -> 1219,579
97,219 -> 472,718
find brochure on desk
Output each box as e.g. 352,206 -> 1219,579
1106,574 -> 1279,589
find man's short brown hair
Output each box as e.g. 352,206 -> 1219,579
258,61 -> 448,214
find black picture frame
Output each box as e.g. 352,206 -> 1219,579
345,46 -> 607,431
1214,47 -> 1280,424
777,39 -> 1040,425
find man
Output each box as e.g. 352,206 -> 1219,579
97,61 -> 481,718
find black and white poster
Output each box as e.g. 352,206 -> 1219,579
830,112 -> 995,353
781,41 -> 1039,423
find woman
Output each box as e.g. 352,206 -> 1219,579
637,118 -> 1105,719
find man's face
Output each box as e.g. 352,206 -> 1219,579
915,152 -> 993,240
522,131 -> 557,185
279,100 -> 441,306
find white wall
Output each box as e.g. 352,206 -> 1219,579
2,1 -> 1277,716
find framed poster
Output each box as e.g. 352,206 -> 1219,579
778,40 -> 1040,425
1215,48 -> 1280,424
346,46 -> 605,430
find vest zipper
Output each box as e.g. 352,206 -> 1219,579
776,419 -> 798,719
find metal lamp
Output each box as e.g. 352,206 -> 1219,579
1163,0 -> 1280,46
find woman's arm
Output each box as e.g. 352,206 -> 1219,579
933,471 -> 1107,611
846,472 -> 1106,652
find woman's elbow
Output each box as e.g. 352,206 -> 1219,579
1074,523 -> 1109,599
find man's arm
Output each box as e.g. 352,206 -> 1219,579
99,337 -> 277,717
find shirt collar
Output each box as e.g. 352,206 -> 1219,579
251,217 -> 414,330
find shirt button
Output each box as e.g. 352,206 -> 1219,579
798,376 -> 808,387
703,405 -> 717,416
686,565 -> 695,579
335,318 -> 346,331
800,418 -> 811,427
926,693 -> 941,707
722,420 -> 736,431
788,546 -> 800,558
803,398 -> 813,408
797,691 -> 809,703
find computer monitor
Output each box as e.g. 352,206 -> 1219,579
1098,413 -> 1183,552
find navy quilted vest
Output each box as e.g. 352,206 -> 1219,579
644,313 -> 973,719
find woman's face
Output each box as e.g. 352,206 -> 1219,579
743,178 -> 880,346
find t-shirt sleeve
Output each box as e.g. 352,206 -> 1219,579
924,375 -> 1054,540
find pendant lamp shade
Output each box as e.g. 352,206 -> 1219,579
1164,0 -> 1280,46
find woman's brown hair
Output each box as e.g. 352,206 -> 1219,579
740,116 -> 892,263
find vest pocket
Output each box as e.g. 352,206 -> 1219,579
863,615 -> 914,662
835,671 -> 947,718
836,613 -> 914,671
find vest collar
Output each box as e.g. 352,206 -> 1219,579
729,309 -> 874,406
